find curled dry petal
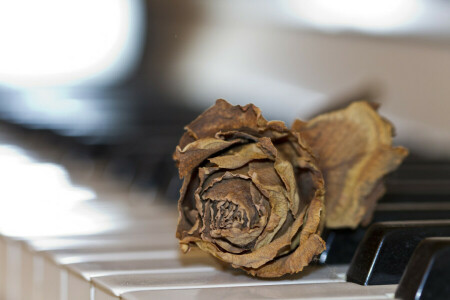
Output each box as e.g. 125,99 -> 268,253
174,99 -> 325,277
292,101 -> 408,228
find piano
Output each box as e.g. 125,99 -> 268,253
1,1 -> 450,299
0,95 -> 449,299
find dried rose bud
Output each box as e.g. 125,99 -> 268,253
174,99 -> 325,277
174,99 -> 407,277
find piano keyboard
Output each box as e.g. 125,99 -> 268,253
0,122 -> 449,300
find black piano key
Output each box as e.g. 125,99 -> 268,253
164,174 -> 183,202
126,155 -> 178,197
379,193 -> 450,203
395,237 -> 450,300
387,161 -> 450,181
155,156 -> 181,201
320,228 -> 366,264
346,220 -> 450,286
320,203 -> 450,264
385,159 -> 450,195
372,204 -> 450,222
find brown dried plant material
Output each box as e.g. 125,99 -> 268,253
174,99 -> 407,277
292,101 -> 408,228
174,99 -> 325,277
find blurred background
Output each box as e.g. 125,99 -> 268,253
0,0 -> 449,190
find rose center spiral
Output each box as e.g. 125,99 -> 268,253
199,176 -> 269,252
202,178 -> 255,230
211,200 -> 246,230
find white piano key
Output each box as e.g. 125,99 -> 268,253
38,247 -> 181,300
16,227 -> 178,300
32,255 -> 45,300
121,282 -> 397,300
95,288 -> 118,300
47,248 -> 181,265
0,239 -> 36,300
66,250 -> 221,300
1,215 -> 176,241
92,265 -> 348,298
60,268 -> 69,300
66,201 -> 177,221
42,250 -> 196,300
5,239 -> 22,300
67,272 -> 91,300
21,244 -> 34,300
66,249 -> 217,280
27,233 -> 178,252
0,236 -> 6,300
43,256 -> 62,300
30,227 -> 180,300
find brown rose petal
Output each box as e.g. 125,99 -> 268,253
208,142 -> 274,170
178,99 -> 268,149
247,234 -> 325,277
292,101 -> 408,228
245,184 -> 325,277
176,172 -> 202,246
174,137 -> 244,178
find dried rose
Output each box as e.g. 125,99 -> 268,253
174,99 -> 326,277
174,99 -> 407,277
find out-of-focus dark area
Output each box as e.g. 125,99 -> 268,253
0,0 -> 449,192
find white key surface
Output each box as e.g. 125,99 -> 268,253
0,237 -> 6,298
6,219 -> 178,300
65,250 -> 222,300
66,249 -> 219,280
36,248 -> 184,300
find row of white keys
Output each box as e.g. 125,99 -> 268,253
1,201 -> 179,299
2,215 -> 181,300
65,249 -> 221,300
3,197 -> 357,299
32,235 -> 226,300
28,239 -> 392,300
0,134 -> 187,300
22,232 -> 179,300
